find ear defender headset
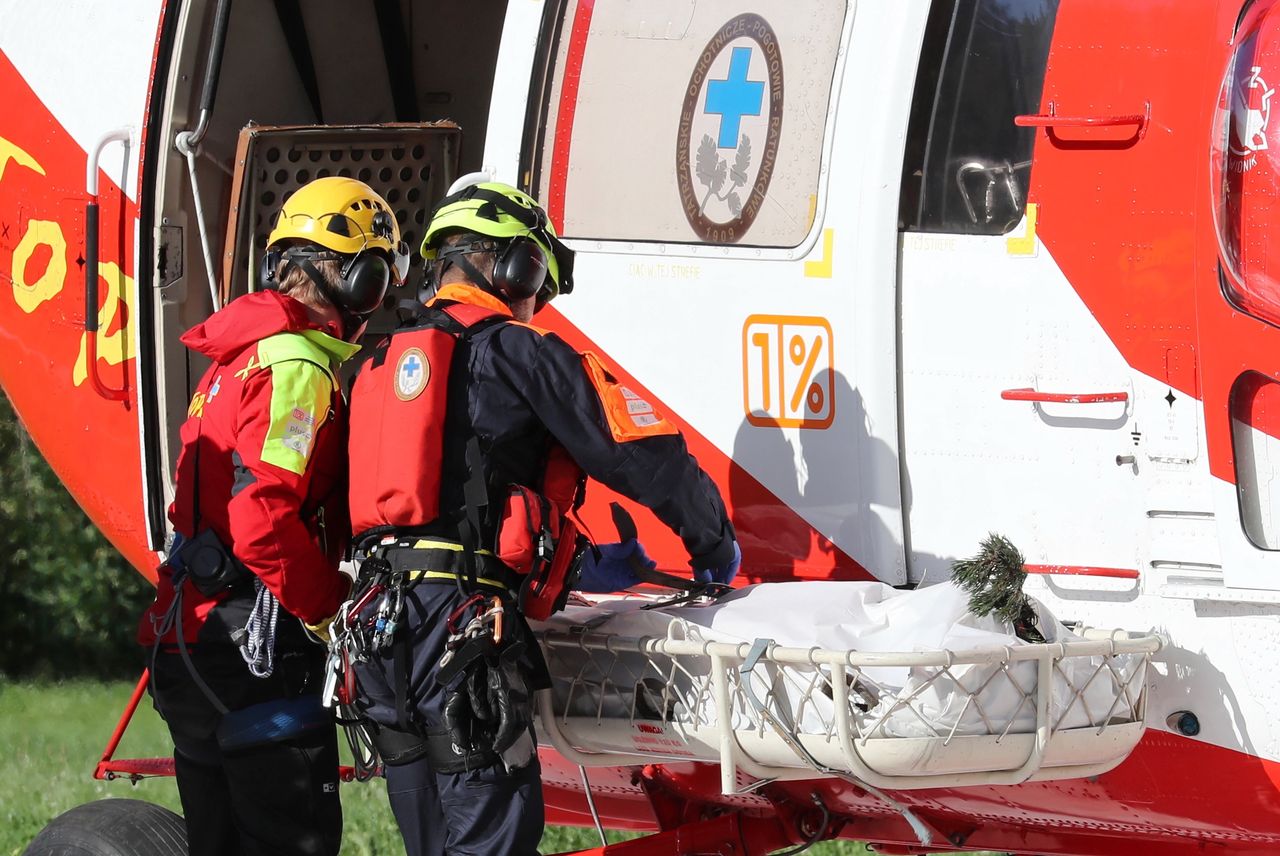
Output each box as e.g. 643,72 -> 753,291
434,235 -> 549,302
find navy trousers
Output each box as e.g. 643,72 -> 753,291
355,579 -> 548,855
384,753 -> 544,856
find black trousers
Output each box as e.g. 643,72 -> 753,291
150,644 -> 342,856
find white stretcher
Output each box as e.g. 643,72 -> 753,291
532,581 -> 1161,793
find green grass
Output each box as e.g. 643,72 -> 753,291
0,680 -> 910,855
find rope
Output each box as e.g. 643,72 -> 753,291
239,578 -> 280,678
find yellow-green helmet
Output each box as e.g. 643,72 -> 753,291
421,180 -> 575,302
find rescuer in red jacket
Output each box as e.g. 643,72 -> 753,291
137,176 -> 408,856
342,179 -> 740,856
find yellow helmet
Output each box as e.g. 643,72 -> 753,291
421,181 -> 575,303
269,176 -> 405,259
262,176 -> 410,316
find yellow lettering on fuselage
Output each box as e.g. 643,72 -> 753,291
0,135 -> 45,183
73,261 -> 137,388
12,219 -> 66,313
2,137 -> 63,314
0,135 -> 137,391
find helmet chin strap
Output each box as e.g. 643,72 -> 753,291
438,245 -> 509,305
293,256 -> 360,341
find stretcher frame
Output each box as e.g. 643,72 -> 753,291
535,624 -> 1163,793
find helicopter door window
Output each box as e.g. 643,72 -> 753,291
1231,373 -> 1280,551
900,0 -> 1061,235
527,0 -> 846,248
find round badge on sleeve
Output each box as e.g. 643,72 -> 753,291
395,347 -> 430,401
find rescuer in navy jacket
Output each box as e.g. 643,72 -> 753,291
345,180 -> 741,856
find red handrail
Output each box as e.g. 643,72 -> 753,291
1015,101 -> 1150,140
94,669 -> 161,781
94,668 -> 361,783
1025,564 -> 1141,581
1001,387 -> 1129,404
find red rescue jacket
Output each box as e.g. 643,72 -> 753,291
138,291 -> 357,645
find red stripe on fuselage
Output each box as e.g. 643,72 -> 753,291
0,49 -> 151,575
534,304 -> 869,583
547,0 -> 595,233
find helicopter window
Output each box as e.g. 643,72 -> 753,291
1212,2 -> 1280,331
900,0 -> 1060,235
526,0 -> 847,248
1231,373 -> 1280,551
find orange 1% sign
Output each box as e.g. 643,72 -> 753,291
742,315 -> 834,429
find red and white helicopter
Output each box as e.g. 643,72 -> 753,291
5,0 -> 1280,853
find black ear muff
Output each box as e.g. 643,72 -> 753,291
337,252 -> 391,315
258,249 -> 284,292
492,237 -> 548,300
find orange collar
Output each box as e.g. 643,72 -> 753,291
428,283 -> 513,317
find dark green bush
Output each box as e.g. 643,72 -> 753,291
0,390 -> 153,678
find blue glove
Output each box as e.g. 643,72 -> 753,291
575,540 -> 657,593
694,540 -> 742,586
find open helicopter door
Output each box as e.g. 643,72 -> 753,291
519,0 -> 918,583
140,0 -> 507,551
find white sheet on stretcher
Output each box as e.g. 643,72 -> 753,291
538,581 -> 1145,739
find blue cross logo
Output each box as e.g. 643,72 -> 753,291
402,355 -> 422,379
705,46 -> 764,149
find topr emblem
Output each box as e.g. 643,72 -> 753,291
676,13 -> 784,243
395,347 -> 430,401
1230,64 -> 1274,173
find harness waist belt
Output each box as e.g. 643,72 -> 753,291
379,539 -> 520,591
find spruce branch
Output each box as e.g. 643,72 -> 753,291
952,533 -> 1044,643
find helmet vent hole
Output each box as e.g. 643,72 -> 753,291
308,149 -> 322,163
287,148 -> 302,163
379,167 -> 393,183
260,191 -> 275,206
295,169 -> 310,184
387,188 -> 401,204
399,166 -> 413,182
371,149 -> 385,162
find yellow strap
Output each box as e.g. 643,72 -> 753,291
409,539 -> 494,556
409,570 -> 511,590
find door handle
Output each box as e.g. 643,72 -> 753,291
84,127 -> 132,402
1001,387 -> 1129,404
1015,101 -> 1150,142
